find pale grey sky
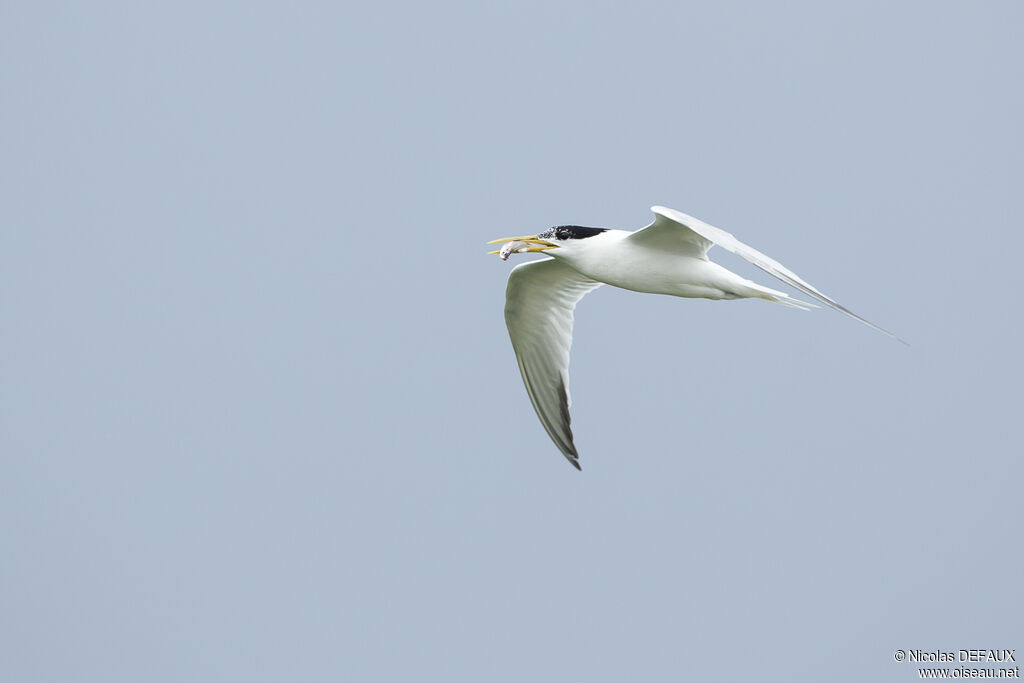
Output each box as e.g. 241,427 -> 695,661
2,1 -> 1021,681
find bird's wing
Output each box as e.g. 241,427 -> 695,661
504,258 -> 603,470
625,207 -> 714,258
633,205 -> 904,342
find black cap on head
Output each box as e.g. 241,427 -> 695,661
539,225 -> 608,241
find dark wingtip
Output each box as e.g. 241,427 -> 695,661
561,450 -> 582,471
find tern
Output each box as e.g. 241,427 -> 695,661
489,205 -> 902,470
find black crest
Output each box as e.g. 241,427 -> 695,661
539,225 -> 608,241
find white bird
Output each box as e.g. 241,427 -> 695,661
489,205 -> 903,470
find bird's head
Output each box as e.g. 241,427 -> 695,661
488,226 -> 609,261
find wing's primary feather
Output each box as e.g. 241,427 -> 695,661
504,258 -> 602,470
639,206 -> 906,343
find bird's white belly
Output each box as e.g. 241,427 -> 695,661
565,244 -> 743,300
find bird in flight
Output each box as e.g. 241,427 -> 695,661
489,205 -> 903,470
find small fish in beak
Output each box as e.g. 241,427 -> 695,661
499,240 -> 531,261
488,235 -> 558,259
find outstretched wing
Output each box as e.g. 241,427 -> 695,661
625,207 -> 714,258
504,258 -> 603,470
631,206 -> 905,343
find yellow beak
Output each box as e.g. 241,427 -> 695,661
486,235 -> 558,255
